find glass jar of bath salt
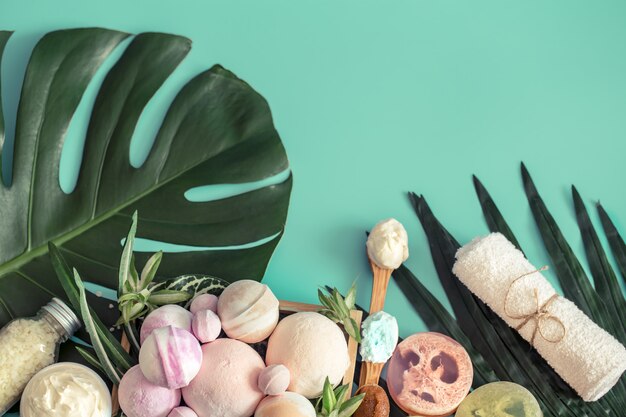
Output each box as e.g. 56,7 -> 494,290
0,298 -> 81,415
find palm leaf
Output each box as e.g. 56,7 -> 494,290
0,30 -> 12,178
572,187 -> 626,340
409,193 -> 587,417
521,164 -> 622,344
597,203 -> 626,284
0,29 -> 292,334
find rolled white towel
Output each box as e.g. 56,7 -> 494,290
452,232 -> 626,402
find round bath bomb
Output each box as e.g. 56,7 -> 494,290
140,305 -> 193,344
258,364 -> 290,395
217,280 -> 279,343
266,312 -> 350,398
456,382 -> 542,417
190,294 -> 219,314
139,326 -> 202,389
192,310 -> 222,343
387,332 -> 473,417
168,407 -> 198,417
182,338 -> 265,417
254,392 -> 316,417
118,365 -> 181,417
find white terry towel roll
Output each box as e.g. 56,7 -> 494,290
452,233 -> 626,402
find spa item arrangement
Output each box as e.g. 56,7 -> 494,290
0,27 -> 625,417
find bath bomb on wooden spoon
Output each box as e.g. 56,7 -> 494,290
217,280 -> 279,343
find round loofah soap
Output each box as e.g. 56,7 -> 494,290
182,338 -> 265,417
168,407 -> 198,417
455,382 -> 542,417
192,310 -> 222,343
265,312 -> 350,398
254,392 -> 317,417
118,365 -> 181,417
217,280 -> 279,343
258,364 -> 290,395
190,294 -> 218,314
140,305 -> 193,345
387,332 -> 473,417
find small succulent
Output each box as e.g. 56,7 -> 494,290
316,377 -> 365,417
318,283 -> 361,342
116,212 -> 192,327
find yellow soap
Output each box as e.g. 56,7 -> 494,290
456,382 -> 543,417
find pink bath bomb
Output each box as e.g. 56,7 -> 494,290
141,305 -> 193,344
217,280 -> 279,343
254,392 -> 316,417
258,364 -> 290,395
118,365 -> 181,417
190,294 -> 219,314
182,338 -> 265,417
168,407 -> 198,417
192,310 -> 222,343
139,326 -> 202,389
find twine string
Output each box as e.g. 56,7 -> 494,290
504,266 -> 566,346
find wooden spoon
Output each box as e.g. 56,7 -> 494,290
354,257 -> 395,417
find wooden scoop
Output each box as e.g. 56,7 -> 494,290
354,257 -> 395,417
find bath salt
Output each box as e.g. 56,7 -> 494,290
0,298 -> 80,414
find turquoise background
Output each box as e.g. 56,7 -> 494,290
2,0 -> 626,356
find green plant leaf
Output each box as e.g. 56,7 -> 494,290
148,289 -> 192,305
119,212 -> 138,295
140,251 -> 163,288
572,187 -> 626,343
75,346 -> 105,374
410,193 -> 598,417
338,393 -> 365,417
0,29 -> 292,338
473,175 -> 523,250
0,30 -> 12,180
597,203 -> 626,284
74,269 -> 123,384
322,377 -> 336,414
521,164 -> 619,341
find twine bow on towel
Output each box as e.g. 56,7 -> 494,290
504,266 -> 566,346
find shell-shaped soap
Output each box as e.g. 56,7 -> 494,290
217,280 -> 279,343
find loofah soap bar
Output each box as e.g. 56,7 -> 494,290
387,332 -> 473,417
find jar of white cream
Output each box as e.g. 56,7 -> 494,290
20,362 -> 112,417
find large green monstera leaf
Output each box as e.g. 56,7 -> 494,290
0,28 -> 292,327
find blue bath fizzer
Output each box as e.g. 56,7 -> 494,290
360,311 -> 399,363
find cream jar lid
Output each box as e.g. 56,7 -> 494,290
20,362 -> 112,417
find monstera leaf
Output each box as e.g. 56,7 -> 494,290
0,28 -> 292,328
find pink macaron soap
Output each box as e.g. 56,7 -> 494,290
182,338 -> 265,417
387,332 -> 473,417
140,305 -> 193,344
118,365 -> 181,417
139,326 -> 202,389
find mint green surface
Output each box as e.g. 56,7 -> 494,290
1,0 -> 625,350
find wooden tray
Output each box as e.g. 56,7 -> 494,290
111,300 -> 363,415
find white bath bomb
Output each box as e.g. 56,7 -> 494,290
139,326 -> 202,389
258,364 -> 290,395
118,365 -> 180,417
254,392 -> 316,417
190,294 -> 219,314
182,338 -> 265,417
217,280 -> 279,343
140,305 -> 193,344
266,312 -> 350,398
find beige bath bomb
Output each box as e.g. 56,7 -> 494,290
254,392 -> 316,417
217,280 -> 279,343
266,312 -> 350,398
